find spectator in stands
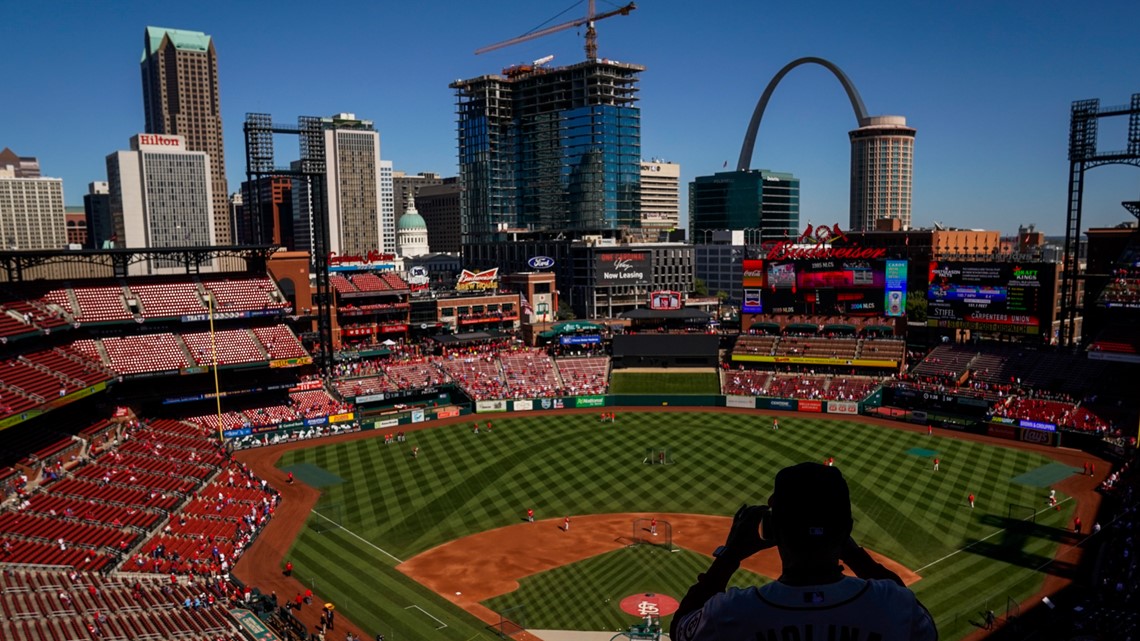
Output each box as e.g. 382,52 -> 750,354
671,463 -> 936,641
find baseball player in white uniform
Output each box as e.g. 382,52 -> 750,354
671,463 -> 937,641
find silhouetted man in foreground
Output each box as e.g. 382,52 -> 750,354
672,463 -> 937,641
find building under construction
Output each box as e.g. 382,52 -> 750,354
451,59 -> 644,244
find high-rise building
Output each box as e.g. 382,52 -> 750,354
849,115 -> 915,231
106,134 -> 215,266
640,160 -> 681,230
320,113 -> 391,257
451,60 -> 643,243
65,206 -> 87,247
689,169 -> 799,243
238,177 -> 294,248
416,178 -> 462,254
0,149 -> 66,250
379,160 -> 395,253
392,171 -> 443,219
83,181 -> 114,248
141,26 -> 230,244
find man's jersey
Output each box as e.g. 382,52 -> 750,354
673,576 -> 937,641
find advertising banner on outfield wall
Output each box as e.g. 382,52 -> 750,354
725,395 -> 757,409
411,409 -> 425,423
329,412 -> 355,424
512,400 -> 534,412
826,401 -> 858,414
538,398 -> 566,410
987,424 -> 1018,440
1019,427 -> 1055,445
435,407 -> 460,419
377,418 -> 399,429
764,398 -> 798,411
575,395 -> 606,408
798,400 -> 823,413
476,400 -> 508,413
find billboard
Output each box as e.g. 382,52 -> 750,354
456,267 -> 499,291
595,251 -> 651,287
926,262 -> 1053,335
649,291 -> 683,310
740,259 -> 906,316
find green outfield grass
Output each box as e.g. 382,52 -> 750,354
280,412 -> 1076,641
609,371 -> 720,394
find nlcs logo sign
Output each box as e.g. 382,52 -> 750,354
528,256 -> 555,269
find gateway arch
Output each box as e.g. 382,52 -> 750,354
735,57 -> 914,231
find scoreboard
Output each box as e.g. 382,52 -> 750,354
926,262 -> 1054,335
741,259 -> 907,317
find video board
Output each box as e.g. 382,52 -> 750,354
740,259 -> 907,317
926,262 -> 1053,335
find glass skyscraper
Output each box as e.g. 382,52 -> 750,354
451,60 -> 643,243
689,169 -> 800,243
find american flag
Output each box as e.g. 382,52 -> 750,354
520,293 -> 533,315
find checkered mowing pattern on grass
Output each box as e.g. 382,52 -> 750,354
632,518 -> 673,549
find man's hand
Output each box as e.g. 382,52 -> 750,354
719,504 -> 776,562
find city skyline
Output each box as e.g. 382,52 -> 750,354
2,0 -> 1138,236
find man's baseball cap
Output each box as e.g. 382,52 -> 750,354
769,463 -> 853,547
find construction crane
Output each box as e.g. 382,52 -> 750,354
503,54 -> 556,79
475,0 -> 636,62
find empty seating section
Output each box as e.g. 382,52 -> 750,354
0,569 -> 241,640
858,338 -> 905,362
0,358 -> 64,402
330,274 -> 358,295
0,538 -> 114,571
911,345 -> 975,381
290,389 -> 345,418
166,515 -> 242,542
500,350 -> 562,398
201,276 -> 286,311
350,272 -> 390,293
182,329 -> 265,366
101,333 -> 190,374
70,285 -> 133,322
1,346 -> 113,409
22,494 -> 160,529
39,287 -> 76,315
385,359 -> 451,388
3,297 -> 70,331
439,355 -> 509,401
0,308 -> 34,340
252,325 -> 308,359
187,411 -> 250,432
723,371 -> 772,396
776,337 -> 858,359
0,512 -> 139,551
382,272 -> 408,290
73,464 -> 196,495
734,335 -> 777,356
554,357 -> 610,395
129,282 -> 207,318
764,374 -> 831,400
334,374 -> 397,398
48,478 -> 181,511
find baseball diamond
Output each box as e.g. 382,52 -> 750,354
235,409 -> 1099,641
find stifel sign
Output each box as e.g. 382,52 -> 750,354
762,223 -> 887,260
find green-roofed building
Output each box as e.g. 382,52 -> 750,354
140,26 -> 231,245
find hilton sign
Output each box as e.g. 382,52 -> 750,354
136,134 -> 182,148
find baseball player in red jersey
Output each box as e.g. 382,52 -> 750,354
968,493 -> 975,509
650,518 -> 658,536
671,464 -> 936,641
933,457 -> 939,471
527,508 -> 534,523
563,516 -> 570,532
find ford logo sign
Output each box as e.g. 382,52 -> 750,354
528,256 -> 555,269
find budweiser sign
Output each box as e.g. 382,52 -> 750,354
762,223 -> 887,260
456,267 -> 499,291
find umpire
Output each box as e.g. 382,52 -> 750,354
671,462 -> 937,641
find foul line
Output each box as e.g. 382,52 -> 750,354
914,497 -> 1072,574
310,509 -> 404,564
405,604 -> 448,629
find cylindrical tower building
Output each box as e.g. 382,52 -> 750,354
849,115 -> 915,231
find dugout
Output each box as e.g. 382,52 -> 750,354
611,334 -> 720,368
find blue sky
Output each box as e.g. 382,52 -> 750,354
2,0 -> 1138,235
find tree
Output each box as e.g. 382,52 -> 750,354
905,290 -> 927,322
557,302 -> 576,321
693,278 -> 709,297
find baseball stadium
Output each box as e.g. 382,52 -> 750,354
0,234 -> 1137,641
